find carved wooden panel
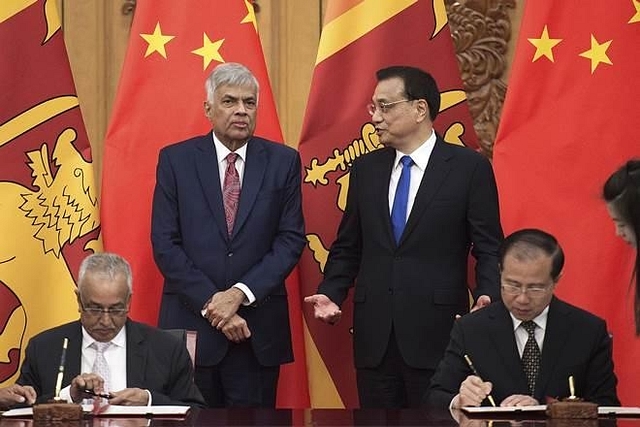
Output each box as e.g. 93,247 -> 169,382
446,0 -> 517,158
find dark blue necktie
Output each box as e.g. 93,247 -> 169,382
391,156 -> 413,243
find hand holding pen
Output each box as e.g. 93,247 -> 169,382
458,354 -> 497,407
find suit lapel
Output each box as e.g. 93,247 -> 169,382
536,298 -> 571,396
232,138 -> 266,237
371,148 -> 397,246
64,323 -> 84,385
400,138 -> 451,244
194,135 -> 228,239
488,304 -> 530,392
125,321 -> 146,387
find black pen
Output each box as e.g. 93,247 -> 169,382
463,354 -> 497,407
83,389 -> 113,400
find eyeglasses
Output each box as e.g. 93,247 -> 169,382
501,283 -> 551,296
80,301 -> 128,317
367,99 -> 411,115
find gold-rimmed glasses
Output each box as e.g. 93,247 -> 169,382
367,99 -> 410,115
501,283 -> 552,297
80,301 -> 129,317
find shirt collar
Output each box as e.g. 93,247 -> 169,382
82,325 -> 127,349
509,305 -> 550,332
212,132 -> 248,164
393,129 -> 436,171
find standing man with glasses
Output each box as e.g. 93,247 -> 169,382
426,229 -> 619,408
17,252 -> 205,407
151,62 -> 305,407
305,65 -> 503,408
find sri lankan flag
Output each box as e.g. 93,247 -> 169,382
0,0 -> 101,386
298,0 -> 478,407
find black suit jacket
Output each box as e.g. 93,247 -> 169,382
427,297 -> 619,407
17,320 -> 205,407
151,133 -> 305,367
319,137 -> 503,369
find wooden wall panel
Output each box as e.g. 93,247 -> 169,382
254,1 -> 322,147
61,1 -> 131,191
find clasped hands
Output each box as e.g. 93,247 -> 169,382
202,288 -> 251,343
455,375 -> 538,408
69,373 -> 149,406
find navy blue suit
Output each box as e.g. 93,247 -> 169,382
151,133 -> 305,404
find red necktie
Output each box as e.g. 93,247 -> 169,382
223,153 -> 240,236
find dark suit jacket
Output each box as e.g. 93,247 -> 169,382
318,137 -> 503,369
426,297 -> 619,407
151,133 -> 305,367
17,320 -> 205,406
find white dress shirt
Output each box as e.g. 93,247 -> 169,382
212,134 -> 255,305
388,130 -> 437,219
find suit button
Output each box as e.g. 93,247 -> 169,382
394,256 -> 401,261
388,288 -> 393,295
227,252 -> 233,257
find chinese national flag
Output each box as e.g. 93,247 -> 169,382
298,0 -> 478,408
493,1 -> 640,404
0,1 -> 101,386
101,0 -> 309,407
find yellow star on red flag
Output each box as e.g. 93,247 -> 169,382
140,22 -> 175,58
191,33 -> 225,70
528,25 -> 562,62
241,0 -> 257,32
579,34 -> 612,73
630,0 -> 640,23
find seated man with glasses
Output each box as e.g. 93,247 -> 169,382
17,252 -> 205,407
425,228 -> 619,408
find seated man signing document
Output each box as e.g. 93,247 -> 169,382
17,253 -> 204,407
426,229 -> 619,408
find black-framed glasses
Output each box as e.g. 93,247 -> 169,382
367,99 -> 410,115
80,301 -> 128,317
501,283 -> 551,296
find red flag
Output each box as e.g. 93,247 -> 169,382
0,1 -> 101,386
101,0 -> 309,407
298,0 -> 478,408
493,1 -> 640,404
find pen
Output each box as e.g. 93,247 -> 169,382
54,338 -> 68,399
463,354 -> 497,407
83,389 -> 114,400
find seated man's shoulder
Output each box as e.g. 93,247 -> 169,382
27,321 -> 78,344
556,298 -> 608,328
132,322 -> 184,348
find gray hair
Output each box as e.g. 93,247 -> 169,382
205,62 -> 259,103
78,252 -> 133,295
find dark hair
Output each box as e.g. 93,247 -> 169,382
603,159 -> 640,334
376,66 -> 440,121
499,228 -> 564,282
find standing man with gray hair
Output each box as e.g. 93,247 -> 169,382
17,252 -> 204,407
151,62 -> 305,407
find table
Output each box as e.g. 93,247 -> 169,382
1,408 -> 639,426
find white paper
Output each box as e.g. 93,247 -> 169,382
598,406 -> 640,415
2,405 -> 190,417
462,405 -> 547,413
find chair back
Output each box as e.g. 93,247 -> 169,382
165,329 -> 197,368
